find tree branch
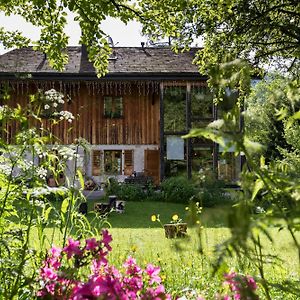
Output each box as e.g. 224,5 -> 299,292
109,0 -> 145,21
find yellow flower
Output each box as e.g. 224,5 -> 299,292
151,215 -> 157,222
131,245 -> 137,252
172,214 -> 179,221
185,206 -> 189,211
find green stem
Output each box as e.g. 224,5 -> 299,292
62,144 -> 79,247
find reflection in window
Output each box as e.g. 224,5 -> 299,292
104,96 -> 123,118
192,146 -> 213,179
218,152 -> 240,182
191,86 -> 213,119
104,150 -> 122,174
92,150 -> 102,176
164,87 -> 186,132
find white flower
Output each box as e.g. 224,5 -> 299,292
44,104 -> 50,110
53,102 -> 58,108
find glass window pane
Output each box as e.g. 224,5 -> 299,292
192,146 -> 214,179
164,86 -> 186,132
104,97 -> 113,117
218,152 -> 240,182
114,97 -> 123,118
104,150 -> 122,174
191,86 -> 213,119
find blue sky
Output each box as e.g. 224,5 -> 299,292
0,13 -> 144,54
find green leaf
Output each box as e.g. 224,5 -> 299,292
244,137 -> 265,154
61,198 -> 69,214
77,169 -> 84,190
43,206 -> 53,222
251,179 -> 264,201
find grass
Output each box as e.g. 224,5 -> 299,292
35,199 -> 300,299
86,200 -> 230,228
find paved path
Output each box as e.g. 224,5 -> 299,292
82,190 -> 105,200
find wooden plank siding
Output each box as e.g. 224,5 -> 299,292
2,82 -> 160,145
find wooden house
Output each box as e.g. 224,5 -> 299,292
0,46 -> 241,185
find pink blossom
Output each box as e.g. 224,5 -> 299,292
247,276 -> 257,290
145,264 -> 161,285
47,256 -> 61,270
40,267 -> 57,281
37,233 -> 172,300
63,238 -> 82,259
233,294 -> 241,300
86,238 -> 99,251
50,246 -> 62,257
102,229 -> 113,251
123,256 -> 142,275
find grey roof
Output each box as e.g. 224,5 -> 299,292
0,46 -> 201,78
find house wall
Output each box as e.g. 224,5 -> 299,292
1,81 -> 160,183
1,82 -> 160,146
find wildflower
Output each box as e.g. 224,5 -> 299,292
63,238 -> 82,259
101,229 -> 112,251
151,215 -> 157,222
86,238 -> 99,251
172,214 -> 179,221
123,256 -> 142,275
40,267 -> 57,281
145,264 -> 161,285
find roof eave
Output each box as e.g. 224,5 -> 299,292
0,72 -> 206,81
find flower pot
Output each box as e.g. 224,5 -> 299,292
163,223 -> 187,239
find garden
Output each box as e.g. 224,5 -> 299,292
1,0 -> 300,299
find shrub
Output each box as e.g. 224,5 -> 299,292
197,179 -> 233,207
160,176 -> 196,204
105,178 -> 146,202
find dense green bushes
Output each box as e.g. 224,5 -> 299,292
105,176 -> 232,206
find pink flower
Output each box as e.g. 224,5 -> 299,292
145,264 -> 161,285
123,256 -> 142,275
247,276 -> 257,290
47,256 -> 61,270
41,267 -> 57,280
101,229 -> 113,251
86,238 -> 99,251
50,246 -> 62,257
63,238 -> 82,259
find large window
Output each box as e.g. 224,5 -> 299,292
164,87 -> 186,132
92,149 -> 133,176
104,96 -> 123,118
104,150 -> 122,175
191,86 -> 214,120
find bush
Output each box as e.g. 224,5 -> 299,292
197,177 -> 233,207
105,178 -> 146,202
160,176 -> 196,203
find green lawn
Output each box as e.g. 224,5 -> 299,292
37,200 -> 300,299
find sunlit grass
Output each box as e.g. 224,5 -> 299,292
31,201 -> 300,299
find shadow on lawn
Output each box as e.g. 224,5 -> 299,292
46,198 -> 231,229
85,201 -> 231,229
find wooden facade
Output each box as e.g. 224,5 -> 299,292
1,82 -> 160,146
0,47 -> 242,185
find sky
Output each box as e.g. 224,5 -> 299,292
0,13 -> 145,54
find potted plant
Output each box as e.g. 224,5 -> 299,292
151,214 -> 187,239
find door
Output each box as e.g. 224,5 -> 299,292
144,149 -> 160,185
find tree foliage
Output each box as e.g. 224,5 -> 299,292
139,0 -> 300,76
0,0 -> 139,75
